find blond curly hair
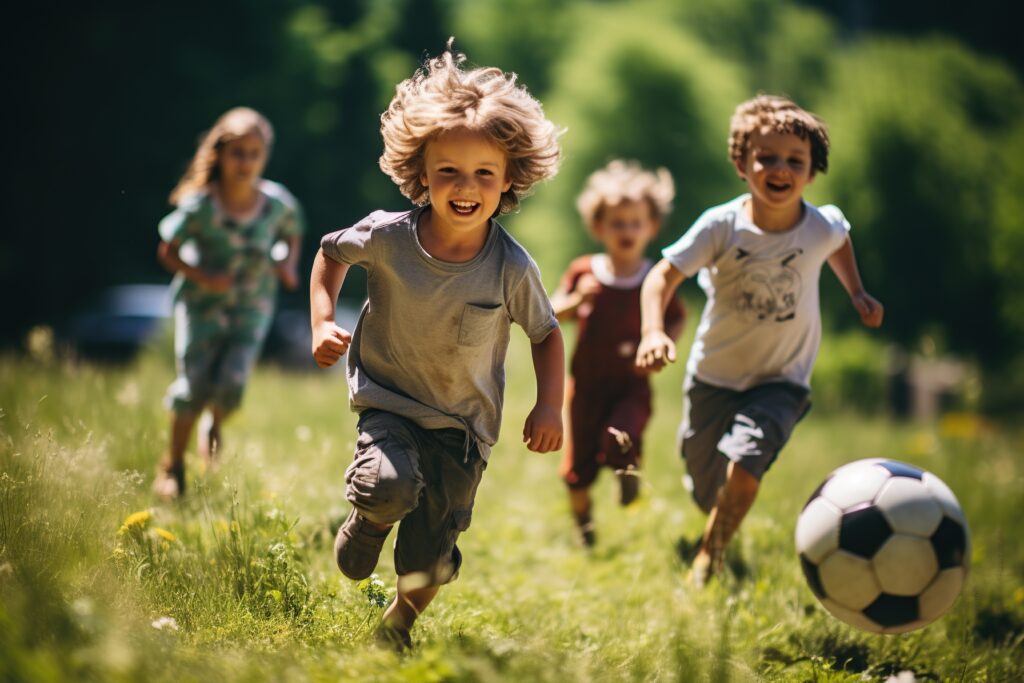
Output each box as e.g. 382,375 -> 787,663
728,95 -> 830,175
169,107 -> 274,206
379,41 -> 562,215
576,160 -> 675,235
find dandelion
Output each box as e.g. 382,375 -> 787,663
151,616 -> 179,631
154,528 -> 177,543
119,510 -> 152,535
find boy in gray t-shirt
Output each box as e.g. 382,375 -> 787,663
637,95 -> 884,587
310,44 -> 564,648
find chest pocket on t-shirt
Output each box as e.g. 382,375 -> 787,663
458,303 -> 504,346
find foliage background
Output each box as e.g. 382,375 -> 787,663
5,0 -> 1024,390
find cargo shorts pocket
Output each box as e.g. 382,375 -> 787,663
458,303 -> 504,346
345,427 -> 387,492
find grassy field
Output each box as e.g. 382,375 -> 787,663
1,331 -> 1022,682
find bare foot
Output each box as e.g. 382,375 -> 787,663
153,460 -> 184,500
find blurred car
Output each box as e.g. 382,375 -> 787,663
63,283 -> 362,368
64,284 -> 171,361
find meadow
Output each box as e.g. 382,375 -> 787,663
1,328 -> 1022,682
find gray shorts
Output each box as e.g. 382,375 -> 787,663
680,379 -> 811,513
345,410 -> 486,585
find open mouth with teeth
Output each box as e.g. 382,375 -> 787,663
766,180 -> 791,193
450,200 -> 480,215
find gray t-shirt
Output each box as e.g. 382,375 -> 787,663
321,207 -> 558,460
663,194 -> 850,391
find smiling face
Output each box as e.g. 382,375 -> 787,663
420,128 -> 512,239
217,132 -> 268,189
736,128 -> 815,223
593,199 -> 659,265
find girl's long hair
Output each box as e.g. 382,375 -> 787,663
169,107 -> 274,206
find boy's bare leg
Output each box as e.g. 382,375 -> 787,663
377,583 -> 440,649
568,488 -> 595,546
155,410 -> 197,499
691,461 -> 759,587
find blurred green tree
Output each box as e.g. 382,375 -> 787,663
814,37 -> 1024,364
504,1 -> 746,287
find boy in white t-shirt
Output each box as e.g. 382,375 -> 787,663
636,95 -> 884,586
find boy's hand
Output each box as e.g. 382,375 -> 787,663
852,292 -> 884,328
523,403 -> 563,453
312,321 -> 352,368
199,271 -> 233,293
275,262 -> 300,290
636,330 -> 676,372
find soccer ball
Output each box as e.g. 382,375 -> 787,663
795,459 -> 970,634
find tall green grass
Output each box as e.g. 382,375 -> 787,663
1,331 -> 1021,682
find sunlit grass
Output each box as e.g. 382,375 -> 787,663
1,335 -> 1022,682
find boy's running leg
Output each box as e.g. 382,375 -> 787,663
154,410 -> 197,499
569,488 -> 596,547
197,407 -> 227,467
691,461 -> 759,587
376,584 -> 439,650
337,411 -> 425,581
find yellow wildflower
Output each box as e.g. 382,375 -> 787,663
154,528 -> 177,543
119,510 -> 152,535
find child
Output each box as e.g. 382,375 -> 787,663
550,160 -> 684,547
154,107 -> 304,499
310,44 -> 564,648
636,95 -> 884,586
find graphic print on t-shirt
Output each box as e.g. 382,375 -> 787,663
733,248 -> 803,324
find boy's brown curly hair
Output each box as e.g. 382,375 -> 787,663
379,40 -> 562,215
728,95 -> 830,175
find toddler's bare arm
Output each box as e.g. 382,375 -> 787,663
550,273 -> 600,322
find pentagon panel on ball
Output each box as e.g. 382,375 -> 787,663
794,458 -> 970,634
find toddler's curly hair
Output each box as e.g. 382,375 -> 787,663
576,160 -> 675,235
728,95 -> 830,175
379,40 -> 562,215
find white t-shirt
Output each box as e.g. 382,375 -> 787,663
662,194 -> 850,391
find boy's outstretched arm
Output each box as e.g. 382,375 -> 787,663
523,327 -> 564,453
827,237 -> 884,328
310,248 -> 354,368
636,259 -> 686,372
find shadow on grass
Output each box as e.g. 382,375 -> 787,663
973,604 -> 1024,646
